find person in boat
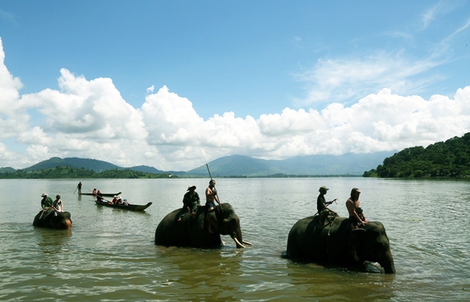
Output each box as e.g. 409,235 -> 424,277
317,186 -> 337,225
40,193 -> 53,210
119,198 -> 129,206
77,182 -> 82,193
205,179 -> 220,211
346,187 -> 368,229
111,195 -> 119,205
96,190 -> 104,203
177,185 -> 200,222
52,195 -> 64,215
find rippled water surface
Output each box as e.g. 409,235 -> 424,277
0,178 -> 469,301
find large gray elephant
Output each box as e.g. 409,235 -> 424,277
33,209 -> 72,230
155,203 -> 251,248
285,214 -> 395,274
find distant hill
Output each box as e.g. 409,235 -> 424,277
1,151 -> 395,178
364,132 -> 470,178
125,165 -> 165,174
0,167 -> 16,173
188,152 -> 394,177
25,157 -> 121,173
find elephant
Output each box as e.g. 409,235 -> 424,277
285,214 -> 395,274
155,203 -> 251,248
33,208 -> 72,230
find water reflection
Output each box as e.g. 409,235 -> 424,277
35,228 -> 72,257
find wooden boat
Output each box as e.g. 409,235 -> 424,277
79,192 -> 122,197
94,200 -> 152,211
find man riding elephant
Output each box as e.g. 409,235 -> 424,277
155,203 -> 251,248
40,193 -> 53,209
34,192 -> 72,229
176,185 -> 200,222
285,214 -> 395,274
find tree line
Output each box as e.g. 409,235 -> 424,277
363,132 -> 470,178
0,166 -> 173,179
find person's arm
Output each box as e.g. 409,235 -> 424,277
212,187 -> 220,204
326,198 -> 337,205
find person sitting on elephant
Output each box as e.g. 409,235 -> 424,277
40,193 -> 53,210
346,187 -> 368,229
177,185 -> 200,222
52,195 -> 64,215
316,186 -> 337,225
205,179 -> 221,211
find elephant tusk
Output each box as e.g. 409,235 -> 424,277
242,240 -> 252,246
233,237 -> 246,248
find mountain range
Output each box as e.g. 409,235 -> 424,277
0,152 -> 395,177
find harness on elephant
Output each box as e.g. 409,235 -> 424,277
39,208 -> 53,220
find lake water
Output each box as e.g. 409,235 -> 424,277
0,178 -> 469,301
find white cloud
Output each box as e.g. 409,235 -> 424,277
0,39 -> 469,171
295,51 -> 444,107
421,1 -> 458,30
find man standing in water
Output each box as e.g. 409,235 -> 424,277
205,179 -> 220,211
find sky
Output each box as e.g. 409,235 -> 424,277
0,0 -> 469,171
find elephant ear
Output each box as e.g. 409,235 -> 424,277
349,229 -> 366,256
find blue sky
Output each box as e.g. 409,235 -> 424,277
0,1 -> 469,170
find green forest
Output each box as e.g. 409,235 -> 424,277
0,166 -> 173,179
363,132 -> 470,178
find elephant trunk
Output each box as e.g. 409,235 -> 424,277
380,253 -> 396,274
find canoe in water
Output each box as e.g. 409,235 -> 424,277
79,192 -> 122,197
94,200 -> 152,211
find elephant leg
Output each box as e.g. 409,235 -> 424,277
205,210 -> 218,234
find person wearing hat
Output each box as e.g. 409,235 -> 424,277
177,185 -> 200,222
40,193 -> 53,210
111,195 -> 120,205
317,186 -> 337,225
346,187 -> 367,230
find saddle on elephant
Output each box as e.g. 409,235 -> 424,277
317,210 -> 339,227
38,208 -> 54,220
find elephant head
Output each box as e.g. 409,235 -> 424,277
155,203 -> 251,248
205,203 -> 251,248
349,221 -> 395,274
33,209 -> 72,230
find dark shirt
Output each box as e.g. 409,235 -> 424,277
317,194 -> 326,213
183,191 -> 200,207
41,197 -> 53,209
